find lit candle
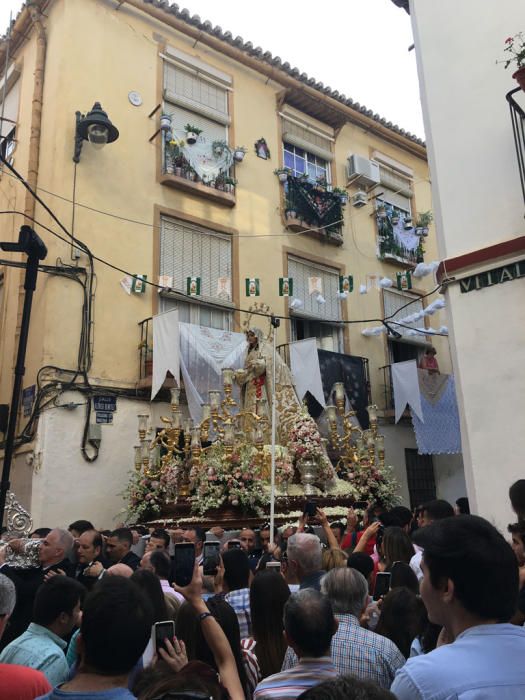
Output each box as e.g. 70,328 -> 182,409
367,434 -> 375,449
137,414 -> 149,439
224,422 -> 234,445
209,390 -> 221,410
191,428 -> 201,448
334,382 -> 345,402
367,404 -> 378,422
326,405 -> 337,425
201,403 -> 211,421
170,387 -> 180,407
376,435 -> 385,451
222,367 -> 234,387
141,440 -> 150,462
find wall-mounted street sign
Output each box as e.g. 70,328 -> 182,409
96,411 -> 113,425
93,396 -> 117,412
459,259 -> 525,293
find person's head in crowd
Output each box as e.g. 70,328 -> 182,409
419,515 -> 519,634
508,522 -> 525,566
455,497 -> 470,515
239,528 -> 257,553
375,587 -> 426,659
260,524 -> 279,552
329,522 -> 345,546
77,529 -> 103,566
347,552 -> 375,593
322,548 -> 348,571
280,551 -> 298,586
107,563 -> 134,577
509,479 -> 525,520
130,569 -> 168,624
105,528 -> 133,563
0,573 -> 16,640
31,527 -> 52,539
182,527 -> 205,557
415,505 -> 425,529
390,561 -> 419,594
148,550 -> 172,581
419,499 -> 455,528
176,595 -> 248,692
68,520 -> 95,539
381,526 -> 414,570
280,525 -> 297,549
321,566 -> 368,619
222,548 -> 251,592
77,577 -> 153,683
134,660 -> 225,700
145,528 -> 170,553
39,528 -> 74,567
33,576 -> 84,639
287,533 -> 322,582
250,569 -> 290,678
100,529 -> 111,539
139,551 -> 154,572
284,589 -> 337,659
298,675 -> 396,700
388,506 -> 413,533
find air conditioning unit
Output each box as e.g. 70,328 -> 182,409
352,191 -> 368,208
347,154 -> 380,187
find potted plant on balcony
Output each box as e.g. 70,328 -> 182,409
332,187 -> 349,205
416,210 -> 433,236
391,212 -> 400,225
233,146 -> 247,162
184,123 -> 203,145
377,204 -> 387,219
274,167 -> 291,183
160,113 -> 172,131
285,198 -> 297,221
500,33 -> 525,90
223,176 -> 237,193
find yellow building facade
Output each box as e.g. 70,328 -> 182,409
0,0 -> 463,527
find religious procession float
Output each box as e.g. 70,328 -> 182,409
124,307 -> 398,529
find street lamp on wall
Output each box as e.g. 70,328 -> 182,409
73,102 -> 119,163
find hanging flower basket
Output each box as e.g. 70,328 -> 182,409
274,168 -> 291,183
160,114 -> 172,131
513,66 -> 525,91
184,124 -> 203,145
233,147 -> 247,162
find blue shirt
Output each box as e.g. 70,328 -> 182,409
0,622 -> 69,687
391,623 -> 525,700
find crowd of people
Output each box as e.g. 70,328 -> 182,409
0,483 -> 525,699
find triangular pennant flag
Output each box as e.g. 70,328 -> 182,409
245,278 -> 260,297
217,276 -> 231,299
396,271 -> 412,290
279,277 -> 293,297
339,275 -> 353,293
186,277 -> 201,296
308,277 -> 323,295
131,275 -> 147,294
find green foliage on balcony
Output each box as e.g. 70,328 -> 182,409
285,175 -> 345,237
376,206 -> 424,265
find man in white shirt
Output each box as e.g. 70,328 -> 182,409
392,515 -> 525,700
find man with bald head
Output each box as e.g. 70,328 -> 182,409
0,528 -> 75,651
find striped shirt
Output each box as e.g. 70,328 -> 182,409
254,656 -> 337,700
225,587 -> 251,638
281,614 -> 405,689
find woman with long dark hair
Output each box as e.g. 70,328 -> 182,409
380,527 -> 415,571
176,595 -> 251,698
242,569 -> 290,684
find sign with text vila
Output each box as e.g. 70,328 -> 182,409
459,260 -> 525,293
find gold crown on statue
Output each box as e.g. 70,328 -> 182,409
242,302 -> 274,341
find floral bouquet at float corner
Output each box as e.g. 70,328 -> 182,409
123,459 -> 181,523
189,443 -> 266,516
263,444 -> 295,485
347,462 -> 400,510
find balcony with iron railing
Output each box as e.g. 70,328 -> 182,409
281,174 -> 346,245
376,205 -> 426,267
507,87 -> 525,208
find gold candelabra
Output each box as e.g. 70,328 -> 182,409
326,382 -> 385,471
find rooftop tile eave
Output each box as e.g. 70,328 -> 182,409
0,0 -> 425,149
142,0 -> 425,148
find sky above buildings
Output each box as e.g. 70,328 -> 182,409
0,0 -> 425,138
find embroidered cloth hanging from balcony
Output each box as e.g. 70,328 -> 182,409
171,130 -> 234,182
392,360 -> 423,423
179,322 -> 246,423
152,309 -> 180,399
411,371 -> 462,454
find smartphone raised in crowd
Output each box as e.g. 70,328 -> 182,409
266,561 -> 281,571
173,542 -> 195,587
303,500 -> 317,517
203,541 -> 221,576
227,539 -> 242,550
373,571 -> 391,601
153,620 -> 175,654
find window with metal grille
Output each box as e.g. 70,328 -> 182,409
405,448 -> 436,509
159,217 -> 233,329
383,289 -> 425,340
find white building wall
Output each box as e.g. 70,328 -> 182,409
17,392 -> 172,529
410,0 -> 525,532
